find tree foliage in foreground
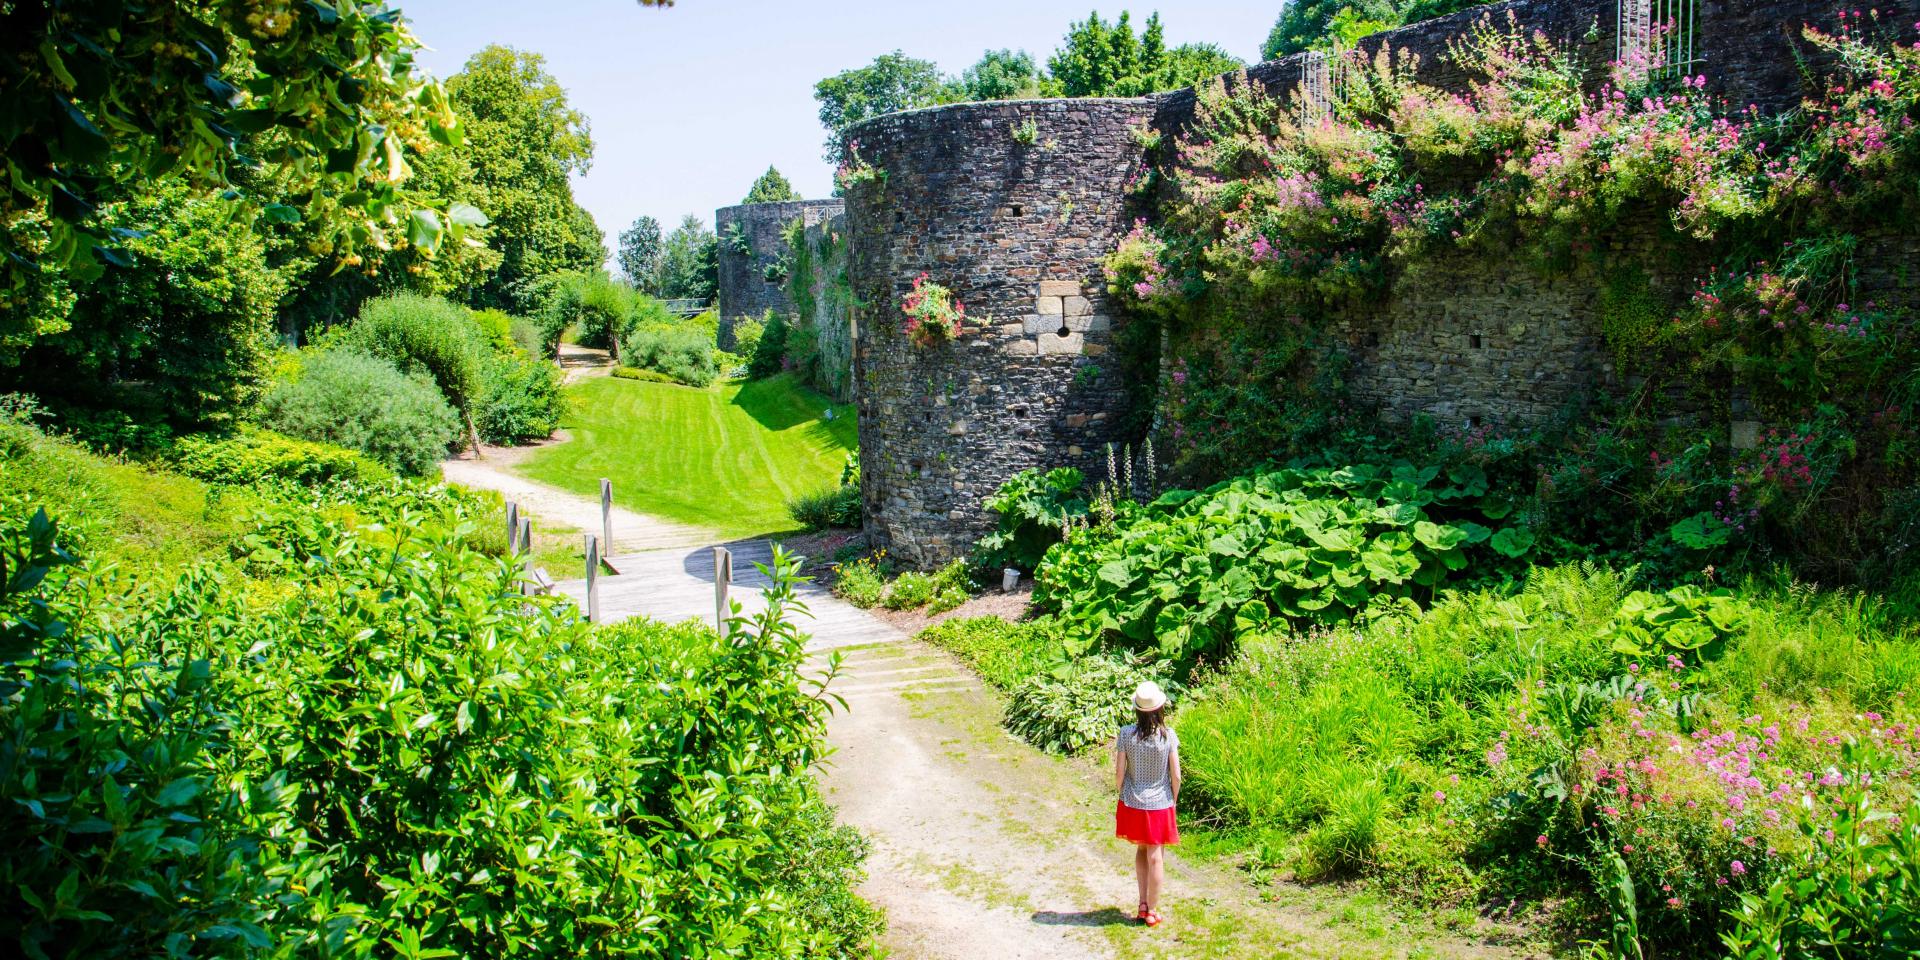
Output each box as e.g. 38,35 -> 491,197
0,0 -> 478,352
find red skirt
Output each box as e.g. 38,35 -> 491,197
1115,801 -> 1179,845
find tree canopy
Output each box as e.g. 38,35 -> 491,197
1262,0 -> 1487,59
954,50 -> 1045,101
813,51 -> 948,162
618,216 -> 665,292
445,45 -> 605,311
657,214 -> 718,301
0,0 -> 482,354
743,167 -> 802,204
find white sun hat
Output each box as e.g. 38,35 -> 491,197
1132,680 -> 1168,712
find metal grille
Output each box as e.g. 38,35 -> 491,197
1296,49 -> 1348,126
1617,0 -> 1702,77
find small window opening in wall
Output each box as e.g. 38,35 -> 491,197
1011,405 -> 1028,416
1011,204 -> 1023,217
895,211 -> 905,224
1362,331 -> 1380,350
1469,333 -> 1483,349
1466,415 -> 1482,430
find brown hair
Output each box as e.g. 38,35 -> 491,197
1133,706 -> 1166,742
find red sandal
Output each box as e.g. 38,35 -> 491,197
1143,910 -> 1163,928
1135,903 -> 1149,923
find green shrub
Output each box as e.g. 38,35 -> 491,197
880,559 -> 971,612
476,352 -> 567,444
611,365 -> 681,384
168,427 -> 391,486
575,274 -> 640,350
832,554 -> 888,608
0,485 -> 881,959
259,348 -> 461,476
508,313 -> 547,358
977,467 -> 1088,573
468,307 -> 519,354
732,317 -> 766,363
1035,461 -> 1534,662
622,325 -> 719,387
333,293 -> 489,413
747,310 -> 788,379
1004,650 -> 1173,755
788,484 -> 860,530
917,615 -> 1061,690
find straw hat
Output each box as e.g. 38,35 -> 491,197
1132,680 -> 1168,712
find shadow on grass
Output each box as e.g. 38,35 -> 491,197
1030,908 -> 1136,927
730,375 -> 858,445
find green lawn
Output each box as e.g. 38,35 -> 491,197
519,374 -> 857,538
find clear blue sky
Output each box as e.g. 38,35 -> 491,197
397,1 -> 1280,266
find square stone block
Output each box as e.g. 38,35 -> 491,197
1039,279 -> 1082,298
1064,295 -> 1092,317
1038,331 -> 1084,355
1022,314 -> 1052,335
1036,296 -> 1064,316
1000,338 -> 1037,356
997,322 -> 1025,336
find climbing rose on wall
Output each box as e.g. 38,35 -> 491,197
901,273 -> 966,347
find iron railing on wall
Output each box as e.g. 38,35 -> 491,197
660,298 -> 710,317
1618,0 -> 1703,77
1296,48 -> 1350,126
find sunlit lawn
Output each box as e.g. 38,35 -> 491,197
519,373 -> 857,539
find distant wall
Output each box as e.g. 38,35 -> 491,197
714,199 -> 842,349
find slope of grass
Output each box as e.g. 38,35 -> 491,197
518,374 -> 857,538
0,418 -> 258,579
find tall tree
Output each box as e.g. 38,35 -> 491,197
1263,0 -> 1478,59
814,52 -> 947,161
0,0 -> 478,359
954,49 -> 1044,101
1047,10 -> 1166,97
742,167 -> 802,204
446,45 -> 604,311
618,216 -> 664,292
657,215 -> 717,302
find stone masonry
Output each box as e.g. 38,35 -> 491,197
844,98 -> 1155,567
832,0 -> 1920,567
715,198 -> 842,349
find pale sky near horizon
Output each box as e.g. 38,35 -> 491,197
396,1 -> 1281,267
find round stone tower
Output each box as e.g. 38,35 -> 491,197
843,98 -> 1157,568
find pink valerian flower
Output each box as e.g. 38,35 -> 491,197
900,273 -> 965,347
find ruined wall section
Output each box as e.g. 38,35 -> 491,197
843,99 -> 1157,567
714,199 -> 842,349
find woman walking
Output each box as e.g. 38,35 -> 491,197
1114,680 -> 1179,927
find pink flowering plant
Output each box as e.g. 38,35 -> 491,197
899,272 -> 965,347
834,140 -> 886,192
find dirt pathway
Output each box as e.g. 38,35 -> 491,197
437,462 -> 1540,960
440,449 -> 714,553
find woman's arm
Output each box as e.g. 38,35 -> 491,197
1169,747 -> 1182,801
1114,741 -> 1127,795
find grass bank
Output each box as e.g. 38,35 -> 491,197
518,373 -> 856,539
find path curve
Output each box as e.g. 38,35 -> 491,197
437,461 -> 1541,960
440,453 -> 714,554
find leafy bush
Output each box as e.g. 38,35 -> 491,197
475,351 -> 566,444
0,480 -> 882,959
788,484 -> 860,530
747,311 -> 789,378
918,615 -> 1062,691
1004,651 -> 1173,755
332,293 -> 489,417
732,317 -> 766,364
622,324 -> 720,387
832,554 -> 888,608
259,348 -> 461,476
1036,461 -> 1533,661
168,427 -> 391,486
881,559 -> 971,613
611,365 -> 682,384
977,467 -> 1088,573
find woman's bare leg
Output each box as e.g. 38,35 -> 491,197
1144,844 -> 1165,911
1133,844 -> 1150,910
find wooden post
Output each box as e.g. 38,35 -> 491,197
585,534 -> 601,623
599,478 -> 613,557
518,517 -> 534,595
713,546 -> 732,632
505,501 -> 520,555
